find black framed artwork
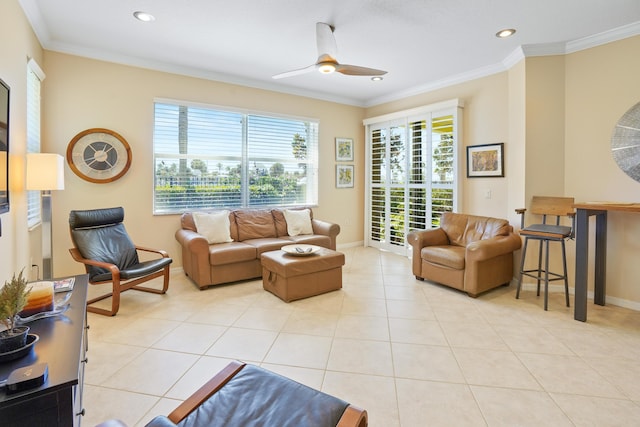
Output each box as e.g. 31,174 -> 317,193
467,143 -> 504,178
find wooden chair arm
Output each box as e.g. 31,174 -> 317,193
168,360 -> 247,423
515,208 -> 526,228
68,248 -> 121,274
135,245 -> 170,258
337,405 -> 368,427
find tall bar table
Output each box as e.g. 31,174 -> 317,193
573,202 -> 640,321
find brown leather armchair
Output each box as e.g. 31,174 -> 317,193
407,212 -> 522,297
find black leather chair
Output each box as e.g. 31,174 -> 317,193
97,360 -> 368,427
69,207 -> 172,316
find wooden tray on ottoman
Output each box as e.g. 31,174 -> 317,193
261,246 -> 345,302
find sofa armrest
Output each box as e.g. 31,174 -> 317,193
311,218 -> 341,250
175,229 -> 211,287
407,228 -> 449,249
466,233 -> 522,262
406,228 -> 449,276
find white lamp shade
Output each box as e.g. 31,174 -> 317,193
26,153 -> 65,191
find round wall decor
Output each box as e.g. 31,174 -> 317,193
611,102 -> 640,183
66,128 -> 132,183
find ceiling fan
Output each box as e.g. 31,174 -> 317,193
272,22 -> 387,79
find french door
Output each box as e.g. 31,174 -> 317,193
364,100 -> 462,255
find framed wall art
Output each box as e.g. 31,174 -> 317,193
336,164 -> 354,188
467,143 -> 504,178
335,137 -> 354,161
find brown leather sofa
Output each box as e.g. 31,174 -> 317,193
175,208 -> 340,289
407,212 -> 522,297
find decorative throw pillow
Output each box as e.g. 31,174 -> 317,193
192,211 -> 233,244
283,208 -> 313,236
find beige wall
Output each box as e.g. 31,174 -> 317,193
366,37 -> 640,307
0,0 -> 44,282
507,60 -> 527,225
564,35 -> 640,305
365,73 -> 512,220
41,52 -> 366,278
2,0 -> 640,307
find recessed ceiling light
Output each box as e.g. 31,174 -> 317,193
371,76 -> 383,81
496,28 -> 516,38
133,11 -> 155,22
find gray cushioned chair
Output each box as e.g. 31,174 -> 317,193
69,207 -> 172,316
515,196 -> 575,310
97,360 -> 368,427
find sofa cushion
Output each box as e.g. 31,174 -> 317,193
283,208 -> 313,236
209,242 -> 256,266
192,211 -> 233,244
178,364 -> 349,427
182,211 -> 238,241
422,245 -> 466,270
441,212 -> 510,247
243,238 -> 291,256
273,207 -> 313,237
285,234 -> 331,248
234,210 -> 277,241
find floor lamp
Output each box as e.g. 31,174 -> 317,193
26,153 -> 65,279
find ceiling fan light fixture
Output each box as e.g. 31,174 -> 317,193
318,62 -> 336,74
496,28 -> 516,38
133,11 -> 155,22
371,76 -> 383,81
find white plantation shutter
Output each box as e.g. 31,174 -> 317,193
365,99 -> 462,255
27,58 -> 45,228
153,100 -> 318,214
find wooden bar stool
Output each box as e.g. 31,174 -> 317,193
515,196 -> 575,310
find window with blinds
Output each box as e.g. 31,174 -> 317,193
153,101 -> 319,214
364,99 -> 462,255
26,59 -> 44,228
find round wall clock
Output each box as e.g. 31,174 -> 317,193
66,128 -> 132,183
611,102 -> 640,183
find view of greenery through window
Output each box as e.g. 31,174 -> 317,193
369,114 -> 455,251
153,102 -> 318,214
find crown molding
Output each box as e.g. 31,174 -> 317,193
566,21 -> 640,53
364,63 -> 506,108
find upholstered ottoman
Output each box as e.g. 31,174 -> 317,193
261,246 -> 345,302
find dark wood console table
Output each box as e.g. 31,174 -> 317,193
573,202 -> 640,322
0,274 -> 88,426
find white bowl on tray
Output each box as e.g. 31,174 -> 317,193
281,244 -> 321,256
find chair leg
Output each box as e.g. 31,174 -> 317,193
87,269 -> 169,317
131,268 -> 170,295
87,277 -> 122,316
561,239 -> 570,307
516,238 -> 529,299
544,240 -> 550,311
536,240 -> 544,297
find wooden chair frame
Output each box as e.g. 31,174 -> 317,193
168,360 -> 368,427
97,360 -> 368,427
69,245 -> 170,316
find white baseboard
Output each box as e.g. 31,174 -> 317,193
516,280 -> 640,312
337,240 -> 365,250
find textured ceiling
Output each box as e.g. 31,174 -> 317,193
18,0 -> 640,106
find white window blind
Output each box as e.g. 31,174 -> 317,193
27,58 -> 45,228
153,101 -> 318,214
365,99 -> 462,255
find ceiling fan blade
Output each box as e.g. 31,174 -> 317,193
336,64 -> 387,76
316,22 -> 337,58
272,64 -> 317,79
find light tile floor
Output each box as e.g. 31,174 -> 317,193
82,246 -> 640,427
